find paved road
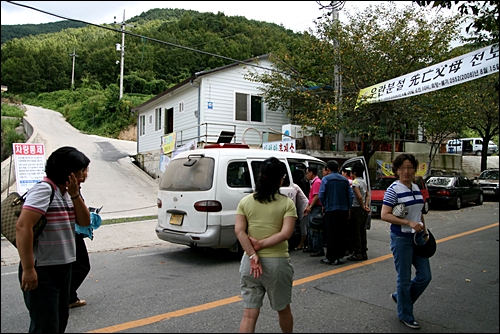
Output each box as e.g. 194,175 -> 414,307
1,202 -> 498,333
1,105 -> 159,220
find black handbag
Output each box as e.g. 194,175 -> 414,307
309,212 -> 325,231
413,230 -> 437,258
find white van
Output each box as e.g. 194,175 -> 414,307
447,138 -> 498,156
155,144 -> 369,252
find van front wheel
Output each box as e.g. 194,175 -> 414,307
475,150 -> 481,156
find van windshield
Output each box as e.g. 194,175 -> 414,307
159,157 -> 214,191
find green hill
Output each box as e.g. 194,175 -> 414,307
1,7 -> 301,95
1,20 -> 87,44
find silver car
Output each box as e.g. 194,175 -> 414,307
474,168 -> 499,198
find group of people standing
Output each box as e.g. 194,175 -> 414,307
301,160 -> 370,265
15,150 -> 430,333
236,153 -> 431,332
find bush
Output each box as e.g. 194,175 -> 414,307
1,104 -> 26,117
1,118 -> 25,161
17,87 -> 154,139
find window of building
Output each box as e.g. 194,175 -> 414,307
140,115 -> 146,136
155,107 -> 162,131
235,93 -> 263,122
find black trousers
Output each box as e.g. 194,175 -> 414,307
70,233 -> 90,303
324,210 -> 349,261
19,262 -> 71,333
348,206 -> 368,255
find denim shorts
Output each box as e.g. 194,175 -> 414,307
239,255 -> 294,311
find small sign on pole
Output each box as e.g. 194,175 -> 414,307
12,143 -> 46,194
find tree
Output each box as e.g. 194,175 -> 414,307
247,2 -> 461,164
411,83 -> 467,174
458,73 -> 498,170
413,1 -> 499,43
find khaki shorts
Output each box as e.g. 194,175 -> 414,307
239,255 -> 294,311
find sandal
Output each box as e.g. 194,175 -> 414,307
69,299 -> 86,308
294,244 -> 304,251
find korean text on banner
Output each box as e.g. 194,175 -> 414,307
262,139 -> 296,153
356,43 -> 499,107
13,143 -> 46,194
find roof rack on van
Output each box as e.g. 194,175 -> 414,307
204,143 -> 250,149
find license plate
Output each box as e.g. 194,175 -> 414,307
371,206 -> 377,213
169,213 -> 184,225
484,190 -> 494,195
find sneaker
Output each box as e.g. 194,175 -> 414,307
390,293 -> 397,304
347,254 -> 363,261
69,299 -> 86,309
332,258 -> 344,265
362,253 -> 368,260
401,319 -> 420,329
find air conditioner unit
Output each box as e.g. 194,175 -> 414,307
282,124 -> 304,140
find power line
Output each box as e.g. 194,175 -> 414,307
5,1 -> 345,91
5,1 -> 293,77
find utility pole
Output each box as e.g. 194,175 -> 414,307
317,1 -> 345,151
332,5 -> 342,152
114,10 -> 134,100
69,48 -> 78,89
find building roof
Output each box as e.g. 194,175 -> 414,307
131,54 -> 270,112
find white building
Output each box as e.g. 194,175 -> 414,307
132,54 -> 293,178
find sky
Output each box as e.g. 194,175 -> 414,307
1,1 -> 418,32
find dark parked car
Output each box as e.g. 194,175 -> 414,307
370,176 -> 430,216
474,168 -> 499,199
426,175 -> 483,210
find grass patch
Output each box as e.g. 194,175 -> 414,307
1,104 -> 26,117
101,215 -> 158,225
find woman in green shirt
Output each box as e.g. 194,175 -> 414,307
235,157 -> 297,333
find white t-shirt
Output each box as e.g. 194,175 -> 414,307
352,177 -> 367,207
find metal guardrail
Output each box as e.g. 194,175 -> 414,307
174,122 -> 237,146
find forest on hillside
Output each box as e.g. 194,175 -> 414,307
1,8 -> 303,95
1,20 -> 87,44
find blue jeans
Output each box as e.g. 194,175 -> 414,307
390,233 -> 432,322
308,206 -> 324,254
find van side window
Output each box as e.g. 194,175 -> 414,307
250,161 -> 290,187
227,162 -> 251,188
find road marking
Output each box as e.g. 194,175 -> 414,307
83,221 -> 495,333
1,271 -> 17,276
